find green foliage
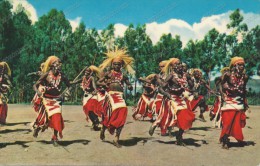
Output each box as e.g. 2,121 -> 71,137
0,1 -> 259,105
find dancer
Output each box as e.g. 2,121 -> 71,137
132,74 -> 156,121
98,48 -> 134,148
73,65 -> 102,131
219,57 -> 248,149
156,58 -> 195,145
0,62 -> 12,125
32,56 -> 71,146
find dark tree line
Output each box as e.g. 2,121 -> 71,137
0,0 -> 259,103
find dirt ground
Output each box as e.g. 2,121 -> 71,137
0,104 -> 259,166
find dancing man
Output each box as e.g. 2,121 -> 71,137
73,65 -> 102,131
219,57 -> 248,149
32,56 -> 71,146
98,48 -> 134,148
189,68 -> 211,122
149,60 -> 171,136
132,74 -> 156,121
0,62 -> 12,125
156,58 -> 195,145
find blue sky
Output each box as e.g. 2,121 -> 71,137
27,0 -> 259,29
10,0 -> 260,46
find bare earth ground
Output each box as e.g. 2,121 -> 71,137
0,104 -> 259,166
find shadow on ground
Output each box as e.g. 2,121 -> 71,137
5,122 -> 31,126
155,138 -> 208,147
102,137 -> 152,147
0,129 -> 31,134
38,139 -> 90,146
0,141 -> 31,149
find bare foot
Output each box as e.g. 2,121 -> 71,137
113,140 -> 122,148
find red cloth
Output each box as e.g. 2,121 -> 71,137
95,100 -> 103,117
48,113 -> 64,138
220,110 -> 246,141
33,97 -> 42,112
132,95 -> 153,120
154,94 -> 163,114
103,107 -> 128,135
188,95 -> 204,111
210,96 -> 221,115
154,94 -> 167,134
176,108 -> 195,130
83,98 -> 99,117
101,92 -> 128,134
152,98 -> 171,134
0,104 -> 8,124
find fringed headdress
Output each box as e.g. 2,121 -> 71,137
43,56 -> 60,73
99,47 -> 135,76
88,65 -> 102,78
40,63 -> 45,72
229,57 -> 245,68
220,67 -> 230,74
163,58 -> 180,77
191,68 -> 202,76
159,60 -> 167,66
0,62 -> 11,76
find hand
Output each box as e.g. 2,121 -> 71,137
37,91 -> 42,97
92,90 -> 97,95
193,92 -> 199,100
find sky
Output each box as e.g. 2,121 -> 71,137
9,0 -> 260,46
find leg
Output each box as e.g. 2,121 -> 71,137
89,111 -> 101,131
52,130 -> 59,147
198,98 -> 207,122
149,124 -> 157,136
176,128 -> 185,146
100,125 -> 106,141
113,126 -> 123,148
33,126 -> 41,138
221,134 -> 230,149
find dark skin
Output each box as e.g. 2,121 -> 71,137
209,69 -> 230,121
214,68 -> 230,93
73,68 -> 97,94
0,66 -> 12,102
97,61 -> 133,92
158,60 -> 193,145
220,63 -> 248,99
160,60 -> 193,99
154,63 -> 167,87
190,70 -> 213,121
219,62 -> 248,148
191,70 -> 211,99
33,60 -> 71,98
98,61 -> 133,148
138,77 -> 155,98
32,59 -> 71,143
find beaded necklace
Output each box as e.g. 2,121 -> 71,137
168,73 -> 187,92
227,72 -> 244,94
110,70 -> 124,88
193,78 -> 201,90
46,71 -> 62,91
